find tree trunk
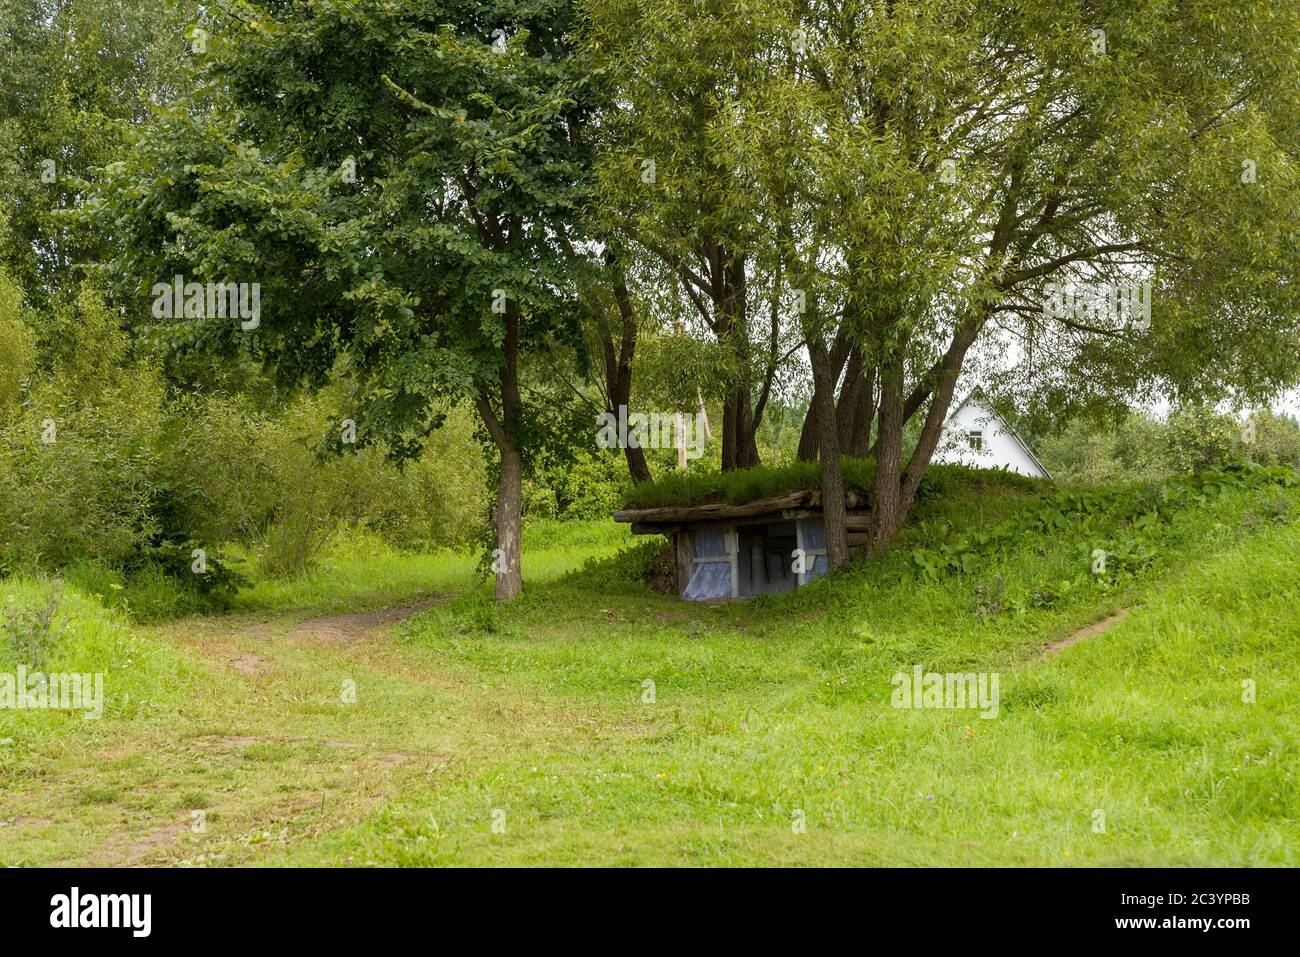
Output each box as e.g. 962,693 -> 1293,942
843,366 -> 876,458
494,443 -> 524,600
735,388 -> 760,468
475,301 -> 525,602
797,341 -> 869,462
722,386 -> 761,470
899,321 -> 979,503
722,392 -> 739,470
866,318 -> 980,553
810,343 -> 848,569
867,356 -> 906,552
602,271 -> 652,484
796,400 -> 819,462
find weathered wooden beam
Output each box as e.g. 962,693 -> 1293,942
630,522 -> 681,536
614,488 -> 870,527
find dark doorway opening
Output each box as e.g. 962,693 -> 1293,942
737,521 -> 797,596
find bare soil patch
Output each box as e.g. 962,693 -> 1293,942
1041,609 -> 1130,660
288,599 -> 444,642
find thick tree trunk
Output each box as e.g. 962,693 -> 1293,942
867,357 -> 906,552
809,344 -> 848,570
722,386 -> 761,470
721,393 -> 739,469
843,366 -> 876,458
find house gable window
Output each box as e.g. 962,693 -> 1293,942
967,429 -> 983,451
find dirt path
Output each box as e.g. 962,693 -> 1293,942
286,599 -> 445,641
7,596 -> 460,866
1040,608 -> 1130,660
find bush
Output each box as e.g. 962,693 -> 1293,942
1038,413 -> 1168,484
1,581 -> 62,668
0,275 -> 489,600
1244,410 -> 1300,470
1165,406 -> 1245,474
0,369 -> 167,573
529,448 -> 630,521
0,270 -> 35,415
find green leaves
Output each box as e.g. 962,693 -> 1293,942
95,0 -> 598,460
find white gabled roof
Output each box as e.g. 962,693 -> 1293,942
944,386 -> 1052,480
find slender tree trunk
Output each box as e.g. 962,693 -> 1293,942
494,443 -> 524,600
602,271 -> 652,484
605,359 -> 651,483
835,349 -> 866,450
866,318 -> 980,553
475,302 -> 525,601
796,405 -> 819,462
796,339 -> 864,462
810,343 -> 848,569
899,321 -> 979,503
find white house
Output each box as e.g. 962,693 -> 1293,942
932,388 -> 1051,479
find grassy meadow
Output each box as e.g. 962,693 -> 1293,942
1,466 -> 1296,866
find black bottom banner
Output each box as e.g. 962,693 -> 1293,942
0,867 -> 1286,944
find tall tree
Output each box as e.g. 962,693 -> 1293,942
91,0 -> 597,600
0,0 -> 195,304
744,0 -> 1299,562
583,0 -> 801,471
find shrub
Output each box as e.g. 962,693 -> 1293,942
0,370 -> 167,572
0,277 -> 491,596
1165,406 -> 1244,474
1244,410 -> 1300,470
1,581 -> 62,668
1038,413 -> 1168,484
0,270 -> 35,415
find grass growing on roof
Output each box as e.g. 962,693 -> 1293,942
620,457 -> 1047,509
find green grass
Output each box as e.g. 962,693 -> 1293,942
0,470 -> 1297,865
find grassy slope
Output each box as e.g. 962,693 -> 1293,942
0,476 -> 1296,866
